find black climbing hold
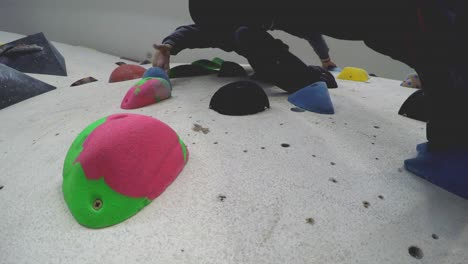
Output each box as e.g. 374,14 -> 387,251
115,62 -> 126,66
281,143 -> 290,148
120,57 -> 139,63
291,107 -> 305,112
398,89 -> 427,122
71,77 -> 98,87
218,61 -> 247,77
139,59 -> 151,65
0,32 -> 67,76
0,64 -> 56,110
169,64 -> 214,78
209,81 -> 269,116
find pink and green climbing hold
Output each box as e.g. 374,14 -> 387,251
63,114 -> 188,228
120,77 -> 172,109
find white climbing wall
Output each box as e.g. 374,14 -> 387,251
0,31 -> 467,264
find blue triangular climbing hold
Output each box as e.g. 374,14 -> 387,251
288,81 -> 335,114
404,142 -> 468,199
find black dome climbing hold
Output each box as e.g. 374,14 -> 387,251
209,81 -> 269,116
398,89 -> 427,122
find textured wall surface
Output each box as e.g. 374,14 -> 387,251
0,31 -> 466,264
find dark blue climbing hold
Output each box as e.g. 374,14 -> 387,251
143,66 -> 170,81
0,64 -> 56,109
288,82 -> 335,114
0,32 -> 67,76
398,89 -> 427,122
404,143 -> 468,199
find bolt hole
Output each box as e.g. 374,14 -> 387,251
281,143 -> 290,148
218,195 -> 226,202
329,178 -> 338,183
261,147 -> 265,150
330,162 -> 336,166
0,185 -> 4,190
305,218 -> 315,225
408,246 -> 423,259
93,199 -> 103,210
243,150 -> 248,153
432,234 -> 439,240
378,195 -> 384,200
363,201 -> 370,208
213,142 -> 218,144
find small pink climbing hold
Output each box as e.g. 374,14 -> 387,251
120,77 -> 172,109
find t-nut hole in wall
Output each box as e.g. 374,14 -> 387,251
408,246 -> 423,259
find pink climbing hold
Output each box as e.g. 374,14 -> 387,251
76,113 -> 188,199
121,77 -> 171,109
109,64 -> 146,83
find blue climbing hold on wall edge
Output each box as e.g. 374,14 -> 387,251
404,143 -> 468,199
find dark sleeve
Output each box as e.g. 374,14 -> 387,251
306,34 -> 330,60
162,24 -> 236,55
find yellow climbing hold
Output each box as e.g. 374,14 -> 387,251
337,67 -> 370,82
